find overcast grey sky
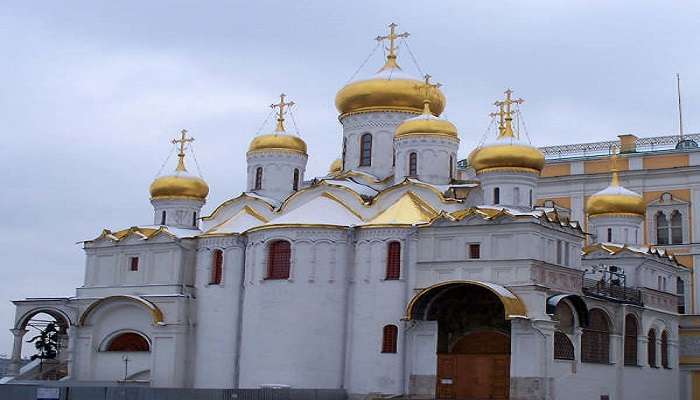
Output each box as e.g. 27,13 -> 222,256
1,1 -> 699,355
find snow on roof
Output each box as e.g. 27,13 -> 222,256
244,192 -> 282,208
85,225 -> 198,243
593,184 -> 642,197
450,205 -> 582,232
257,193 -> 363,229
323,178 -> 379,198
203,206 -> 267,235
582,242 -> 680,264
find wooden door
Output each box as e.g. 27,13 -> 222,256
436,331 -> 510,400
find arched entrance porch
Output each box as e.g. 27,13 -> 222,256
405,281 -> 527,400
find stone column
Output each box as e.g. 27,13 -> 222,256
7,328 -> 28,376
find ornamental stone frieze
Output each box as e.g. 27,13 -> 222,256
530,263 -> 584,293
198,236 -> 243,249
341,112 -> 410,130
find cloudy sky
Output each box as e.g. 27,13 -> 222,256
0,1 -> 698,355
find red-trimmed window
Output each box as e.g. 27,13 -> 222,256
386,242 -> 401,280
211,249 -> 223,285
661,330 -> 669,368
381,325 -> 398,353
648,329 -> 657,367
106,332 -> 150,352
360,133 -> 372,166
267,240 -> 291,280
129,257 -> 139,272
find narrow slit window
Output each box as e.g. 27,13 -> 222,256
386,242 -> 401,280
211,249 -> 223,285
408,152 -> 418,176
254,167 -> 263,190
293,168 -> 300,191
360,133 -> 372,166
161,211 -> 166,225
494,187 -> 500,204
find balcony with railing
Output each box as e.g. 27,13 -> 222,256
582,278 -> 643,305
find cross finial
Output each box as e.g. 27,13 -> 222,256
610,145 -> 620,186
417,74 -> 442,115
376,22 -> 409,69
270,93 -> 295,132
490,89 -> 524,138
171,129 -> 195,172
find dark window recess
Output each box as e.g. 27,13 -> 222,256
386,242 -> 401,280
408,152 -> 418,176
129,257 -> 139,272
494,187 -> 500,204
293,168 -> 300,191
607,228 -> 612,242
161,211 -> 166,225
661,331 -> 669,368
581,309 -> 610,364
267,241 -> 291,280
656,212 -> 669,245
106,332 -> 150,352
648,329 -> 657,367
192,212 -> 197,227
254,167 -> 263,190
381,325 -> 398,353
360,134 -> 372,166
554,332 -> 575,360
624,314 -> 638,366
469,244 -> 480,259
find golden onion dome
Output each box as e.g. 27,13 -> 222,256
395,101 -> 458,139
586,172 -> 645,217
468,89 -> 544,174
248,133 -> 307,155
469,141 -> 545,174
150,157 -> 209,201
329,158 -> 342,174
335,57 -> 446,117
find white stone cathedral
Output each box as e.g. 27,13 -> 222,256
5,24 -> 690,400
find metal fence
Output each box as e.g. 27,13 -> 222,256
0,385 -> 347,400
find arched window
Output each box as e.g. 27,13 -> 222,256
582,309 -> 610,363
656,212 -> 669,245
671,210 -> 683,244
254,167 -> 263,190
661,330 -> 669,368
494,187 -> 500,205
381,325 -> 398,353
192,212 -> 197,227
106,332 -> 150,352
386,242 -> 401,280
293,168 -> 300,191
360,133 -> 372,166
267,240 -> 291,280
607,228 -> 613,242
161,210 -> 166,225
408,152 -> 418,176
553,302 -> 575,360
529,189 -> 533,207
648,329 -> 657,367
210,249 -> 223,285
513,187 -> 520,205
624,314 -> 639,366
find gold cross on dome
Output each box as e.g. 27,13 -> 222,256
270,93 -> 295,132
417,74 -> 442,114
376,23 -> 409,63
490,89 -> 524,138
172,129 -> 194,171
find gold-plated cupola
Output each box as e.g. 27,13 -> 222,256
248,94 -> 307,155
335,23 -> 446,117
586,149 -> 645,217
394,74 -> 458,139
468,90 -> 545,174
150,130 -> 210,201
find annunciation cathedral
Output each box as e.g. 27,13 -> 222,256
5,24 -> 700,400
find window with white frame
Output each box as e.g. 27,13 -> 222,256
647,193 -> 689,245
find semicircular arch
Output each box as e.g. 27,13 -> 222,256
404,280 -> 528,321
16,307 -> 73,331
79,295 -> 164,327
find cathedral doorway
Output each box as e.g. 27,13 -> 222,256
405,281 -> 525,400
